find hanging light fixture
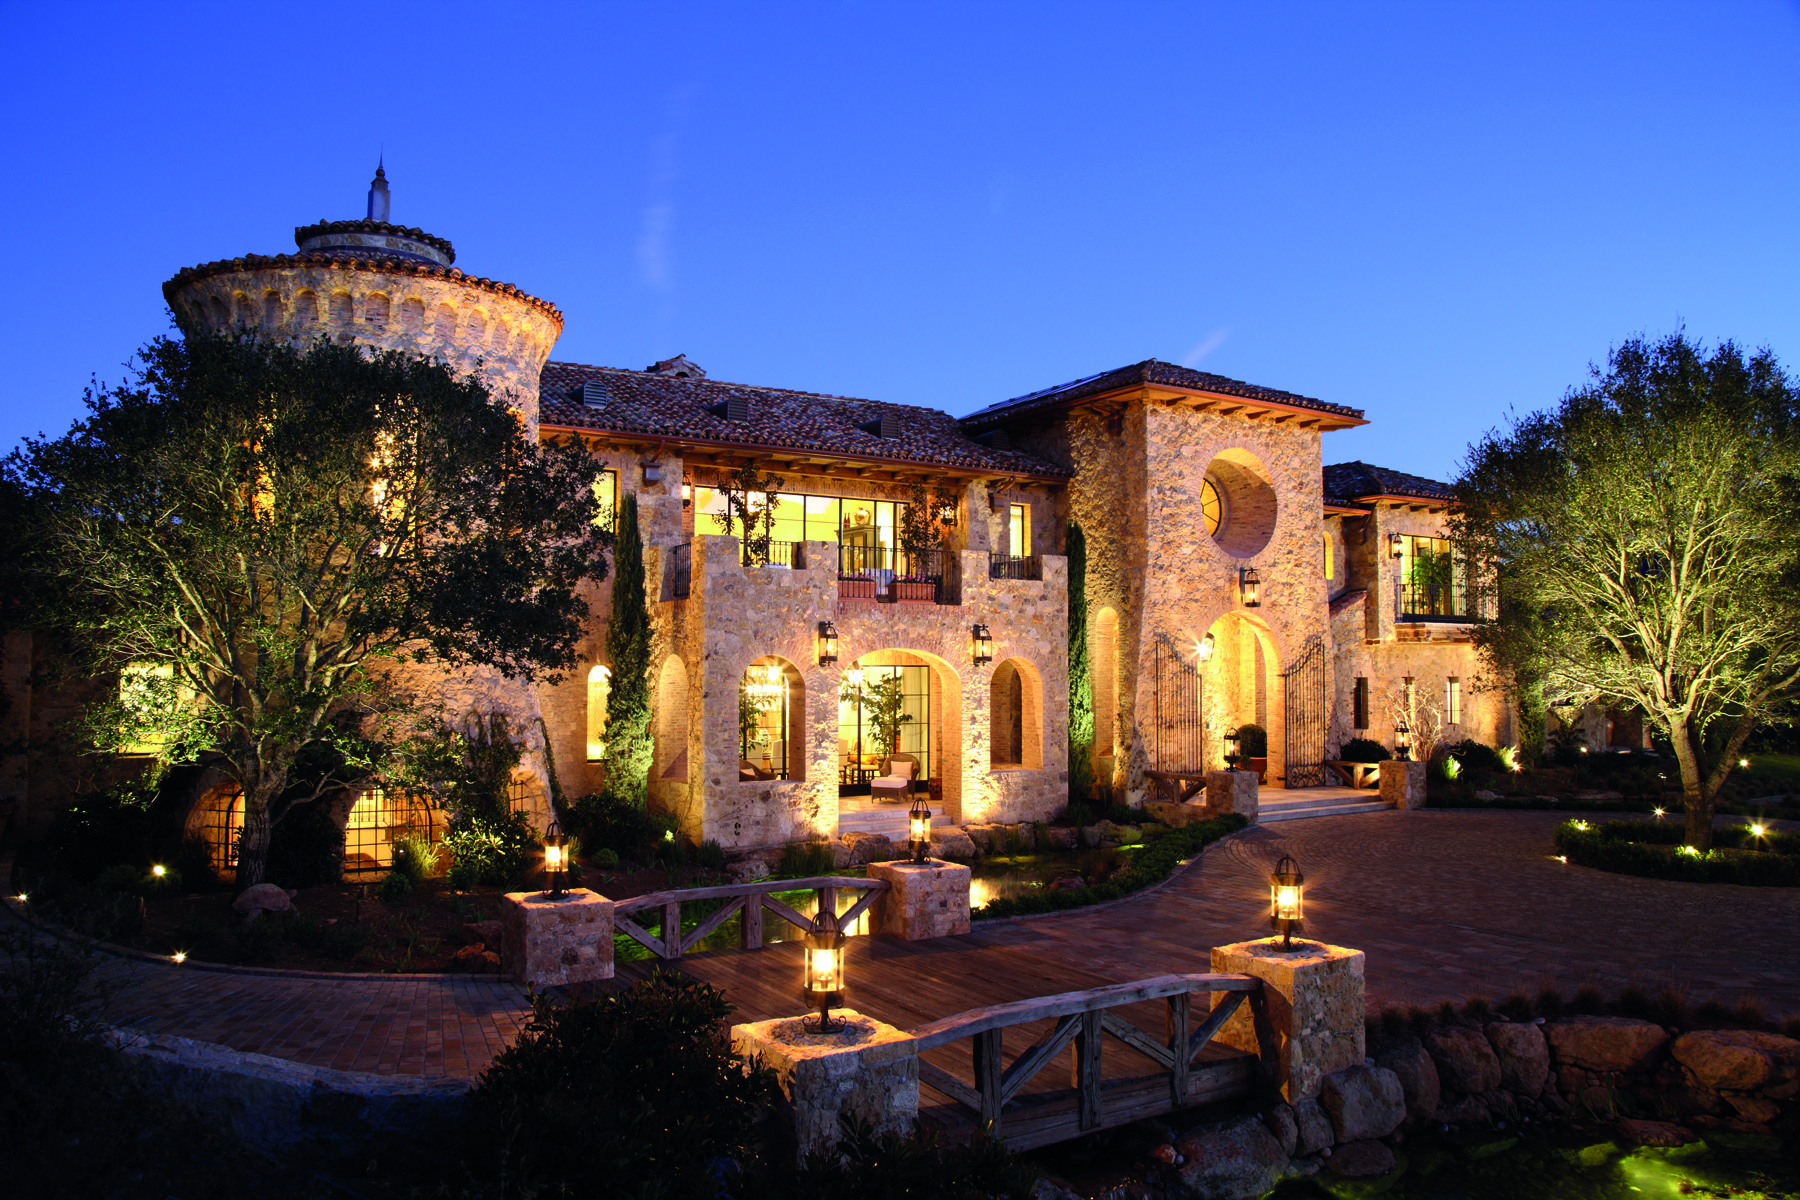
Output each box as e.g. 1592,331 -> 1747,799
971,624 -> 993,667
908,795 -> 933,864
1269,855 -> 1305,949
802,908 -> 847,1033
1239,567 -> 1261,608
1394,718 -> 1412,761
544,817 -> 568,899
817,621 -> 838,667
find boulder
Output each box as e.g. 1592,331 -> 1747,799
1263,1104 -> 1299,1157
1082,823 -> 1108,847
1574,790 -> 1624,801
1435,1095 -> 1493,1126
829,839 -> 854,869
1048,872 -> 1086,893
1485,1021 -> 1550,1097
1012,822 -> 1037,850
232,884 -> 297,921
1324,1139 -> 1397,1179
1544,1016 -> 1669,1074
1723,1095 -> 1780,1124
462,920 -> 503,952
1042,825 -> 1078,851
1615,1118 -> 1697,1147
1292,1097 -> 1335,1155
1376,1043 -> 1441,1127
1474,789 -> 1500,801
840,832 -> 895,865
1174,1117 -> 1291,1200
928,829 -> 977,860
963,825 -> 994,853
1425,1026 -> 1502,1095
1319,1065 -> 1407,1142
727,855 -> 772,883
1671,1030 -> 1800,1092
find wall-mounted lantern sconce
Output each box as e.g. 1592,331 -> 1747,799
1198,632 -> 1216,663
1269,855 -> 1305,949
1394,719 -> 1412,761
681,481 -> 692,510
544,817 -> 568,900
642,463 -> 663,484
1239,567 -> 1261,608
909,796 -> 933,864
1389,532 -> 1405,560
817,621 -> 839,668
802,909 -> 847,1033
972,624 -> 993,667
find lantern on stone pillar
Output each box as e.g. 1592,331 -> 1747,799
1239,567 -> 1261,608
802,908 -> 847,1033
1394,719 -> 1412,762
1270,855 -> 1305,949
909,796 -> 933,864
1224,730 -> 1242,768
544,817 -> 568,899
817,620 -> 839,667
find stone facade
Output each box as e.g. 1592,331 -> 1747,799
730,1010 -> 919,1166
1212,937 -> 1367,1104
865,858 -> 972,940
498,888 -> 614,988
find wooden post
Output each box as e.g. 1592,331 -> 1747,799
1166,992 -> 1190,1108
741,893 -> 763,950
662,900 -> 682,959
818,885 -> 836,930
1076,1009 -> 1102,1130
974,1029 -> 1004,1130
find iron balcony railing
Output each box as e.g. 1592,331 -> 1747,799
1400,580 -> 1478,621
838,545 -> 961,604
670,543 -> 692,599
743,540 -> 804,570
989,553 -> 1041,581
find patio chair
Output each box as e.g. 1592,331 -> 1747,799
871,753 -> 919,804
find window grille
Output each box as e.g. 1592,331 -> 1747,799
344,788 -> 440,876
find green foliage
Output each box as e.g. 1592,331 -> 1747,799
42,778 -> 162,879
391,832 -> 440,884
232,917 -> 285,963
1446,739 -> 1506,774
898,478 -> 957,564
95,863 -> 144,894
568,791 -> 659,859
592,847 -> 620,870
606,492 -> 654,805
1339,737 -> 1392,763
1455,332 -> 1800,848
5,332 -> 610,887
1233,723 -> 1268,758
1067,520 -> 1094,804
463,971 -> 775,1199
748,1117 -> 1037,1200
443,808 -> 539,888
174,834 -> 218,888
1059,801 -> 1095,828
849,671 -> 912,755
263,798 -> 345,888
379,870 -> 414,902
1103,802 -> 1138,825
973,814 -> 1247,919
1554,819 -> 1800,885
697,838 -> 726,872
1547,725 -> 1589,766
776,836 -> 837,878
712,459 -> 787,566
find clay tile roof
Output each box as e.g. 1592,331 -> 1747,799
961,358 -> 1364,428
539,361 -> 1070,478
161,253 -> 562,321
1322,460 -> 1455,503
293,219 -> 457,264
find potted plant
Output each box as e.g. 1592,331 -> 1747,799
892,480 -> 956,603
1233,723 -> 1269,783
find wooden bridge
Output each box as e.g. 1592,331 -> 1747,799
612,876 -> 1264,1149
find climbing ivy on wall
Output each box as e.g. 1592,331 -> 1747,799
1067,521 -> 1094,802
606,493 -> 654,805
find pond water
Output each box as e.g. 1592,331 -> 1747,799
968,847 -> 1144,909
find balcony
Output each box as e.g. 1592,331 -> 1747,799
989,553 -> 1042,582
837,545 -> 961,605
1399,580 -> 1480,622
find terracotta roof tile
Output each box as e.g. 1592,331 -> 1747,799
539,362 -> 1069,478
962,358 -> 1364,427
1322,460 -> 1454,502
161,253 -> 562,321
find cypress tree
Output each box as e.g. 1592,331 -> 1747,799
1066,521 -> 1094,802
606,493 -> 654,805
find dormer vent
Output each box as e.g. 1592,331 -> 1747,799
581,381 -> 609,408
647,354 -> 706,379
710,395 -> 749,422
973,429 -> 1010,452
859,414 -> 900,439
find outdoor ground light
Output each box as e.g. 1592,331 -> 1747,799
171,951 -> 187,964
1749,822 -> 1768,840
1739,757 -> 1750,769
817,620 -> 839,667
1269,855 -> 1305,950
802,909 -> 847,1033
1654,807 -> 1666,819
1394,719 -> 1412,761
544,818 -> 568,899
972,623 -> 993,667
1239,567 -> 1261,608
152,864 -> 166,879
909,796 -> 933,863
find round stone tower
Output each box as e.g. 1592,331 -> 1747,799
163,164 -> 563,434
162,167 -> 568,819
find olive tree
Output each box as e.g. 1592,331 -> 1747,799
1455,333 -> 1800,848
6,332 -> 611,885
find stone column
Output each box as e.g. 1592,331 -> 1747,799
1378,760 -> 1427,809
866,859 -> 971,940
1206,770 -> 1260,822
1211,937 -> 1366,1103
499,889 -> 614,988
732,1010 -> 918,1165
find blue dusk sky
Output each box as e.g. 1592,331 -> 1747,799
1,2 -> 1796,482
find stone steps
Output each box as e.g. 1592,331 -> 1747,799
1259,792 -> 1395,822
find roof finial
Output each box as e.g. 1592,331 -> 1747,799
366,158 -> 390,223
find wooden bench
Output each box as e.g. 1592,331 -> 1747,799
1323,760 -> 1382,789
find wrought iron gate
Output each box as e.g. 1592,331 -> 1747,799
1279,634 -> 1328,787
1153,633 -> 1204,773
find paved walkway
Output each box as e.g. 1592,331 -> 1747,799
16,809 -> 1799,1080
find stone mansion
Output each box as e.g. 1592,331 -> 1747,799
3,170 -> 1516,866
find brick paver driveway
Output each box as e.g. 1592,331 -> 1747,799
22,808 -> 1799,1080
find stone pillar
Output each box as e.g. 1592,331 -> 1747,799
1206,770 -> 1260,822
866,859 -> 971,940
499,888 -> 614,988
1378,760 -> 1427,809
732,1010 -> 918,1165
1211,937 -> 1366,1104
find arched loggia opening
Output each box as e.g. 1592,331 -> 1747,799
990,658 -> 1044,770
738,656 -> 805,781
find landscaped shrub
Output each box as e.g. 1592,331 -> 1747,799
744,1118 -> 1037,1200
379,870 -> 414,902
1547,725 -> 1588,766
1233,723 -> 1268,758
777,835 -> 836,878
42,778 -> 162,879
567,790 -> 659,859
1103,802 -> 1139,825
263,797 -> 345,888
696,838 -> 726,872
1339,737 -> 1392,763
1446,739 -> 1507,775
461,971 -> 774,1198
1059,801 -> 1095,828
973,814 -> 1247,919
390,832 -> 440,883
592,847 -> 620,870
442,807 -> 539,887
1554,819 -> 1800,885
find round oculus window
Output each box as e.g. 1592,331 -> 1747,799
1201,477 -> 1224,537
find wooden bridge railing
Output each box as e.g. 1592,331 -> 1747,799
612,875 -> 889,961
905,973 -> 1262,1150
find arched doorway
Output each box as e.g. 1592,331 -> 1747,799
739,656 -> 806,781
838,648 -> 963,821
1195,613 -> 1286,782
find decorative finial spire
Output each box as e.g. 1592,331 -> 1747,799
366,159 -> 390,223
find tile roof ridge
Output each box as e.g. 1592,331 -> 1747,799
544,360 -> 959,416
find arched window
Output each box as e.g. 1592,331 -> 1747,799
989,658 -> 1044,770
1201,478 -> 1223,537
586,664 -> 611,762
739,657 -> 805,781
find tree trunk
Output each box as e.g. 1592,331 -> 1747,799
235,784 -> 277,888
1668,722 -> 1714,852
